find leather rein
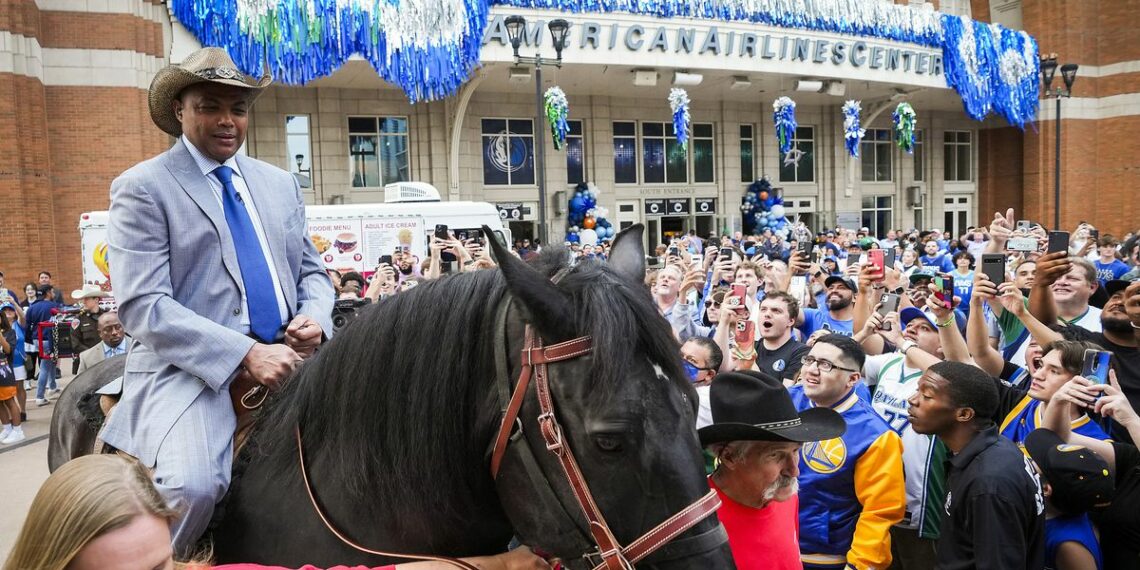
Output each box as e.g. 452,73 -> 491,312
295,319 -> 722,570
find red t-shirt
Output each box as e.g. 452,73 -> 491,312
710,477 -> 802,570
213,565 -> 396,570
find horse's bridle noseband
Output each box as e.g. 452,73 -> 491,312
489,326 -> 724,570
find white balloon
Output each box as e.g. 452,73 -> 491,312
579,229 -> 599,244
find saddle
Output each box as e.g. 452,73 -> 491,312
92,373 -> 266,458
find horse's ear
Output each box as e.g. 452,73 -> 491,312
607,223 -> 646,283
482,226 -> 576,340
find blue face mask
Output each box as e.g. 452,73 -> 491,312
682,361 -> 702,382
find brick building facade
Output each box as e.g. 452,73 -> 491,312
0,0 -> 1137,293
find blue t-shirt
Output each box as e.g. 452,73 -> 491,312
952,271 -> 975,315
798,307 -> 854,337
1093,259 -> 1130,285
1045,514 -> 1102,570
920,254 -> 954,273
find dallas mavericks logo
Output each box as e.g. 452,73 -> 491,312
802,437 -> 847,474
485,131 -> 529,174
773,359 -> 786,372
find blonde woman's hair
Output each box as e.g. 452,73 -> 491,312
3,455 -> 180,570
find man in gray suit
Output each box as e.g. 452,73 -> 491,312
104,47 -> 334,554
75,311 -> 128,375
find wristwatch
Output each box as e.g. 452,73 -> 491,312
900,339 -> 918,354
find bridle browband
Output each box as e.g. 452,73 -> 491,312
296,303 -> 725,569
488,325 -> 724,570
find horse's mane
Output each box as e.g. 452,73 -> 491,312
247,247 -> 687,536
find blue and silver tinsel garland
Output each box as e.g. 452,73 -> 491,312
173,0 -> 488,102
544,86 -> 570,150
842,100 -> 865,158
940,14 -> 1039,128
669,88 -> 691,148
173,0 -> 1039,125
773,97 -> 797,156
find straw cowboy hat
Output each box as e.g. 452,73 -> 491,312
71,284 -> 111,300
148,47 -> 272,137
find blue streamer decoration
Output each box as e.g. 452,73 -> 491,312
773,97 -> 797,156
668,88 -> 691,149
171,0 -> 1040,126
940,14 -> 1039,128
172,0 -> 488,103
842,100 -> 864,158
544,86 -> 570,150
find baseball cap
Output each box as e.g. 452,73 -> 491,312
900,306 -> 966,335
1105,278 -> 1137,298
824,275 -> 858,293
908,268 -> 938,283
0,301 -> 15,312
1025,429 -> 1115,516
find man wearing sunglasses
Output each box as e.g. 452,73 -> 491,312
789,334 -> 906,570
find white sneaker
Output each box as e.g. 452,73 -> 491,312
35,398 -> 50,407
1,426 -> 25,444
0,425 -> 11,441
47,388 -> 61,397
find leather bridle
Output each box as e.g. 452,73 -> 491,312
296,312 -> 725,570
488,325 -> 725,570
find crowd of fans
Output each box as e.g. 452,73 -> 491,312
656,211 -> 1140,569
5,211 -> 1140,569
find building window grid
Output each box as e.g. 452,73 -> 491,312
861,129 -> 893,182
778,126 -> 815,183
642,122 -> 687,184
740,124 -> 755,183
481,118 -> 535,186
861,195 -> 893,237
348,116 -> 410,188
613,121 -> 638,184
943,130 -> 973,182
691,123 -> 715,183
612,121 -> 717,185
566,120 -> 586,186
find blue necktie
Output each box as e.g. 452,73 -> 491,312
214,165 -> 280,342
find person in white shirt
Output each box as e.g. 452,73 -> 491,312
1029,255 -> 1102,333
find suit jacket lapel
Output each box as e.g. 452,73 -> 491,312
164,140 -> 244,290
236,155 -> 297,315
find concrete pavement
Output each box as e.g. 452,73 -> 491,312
0,360 -> 75,560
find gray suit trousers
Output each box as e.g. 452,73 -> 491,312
151,384 -> 234,556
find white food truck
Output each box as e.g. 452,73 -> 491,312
78,182 -> 511,291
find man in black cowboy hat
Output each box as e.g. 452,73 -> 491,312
700,370 -> 845,570
102,47 -> 334,554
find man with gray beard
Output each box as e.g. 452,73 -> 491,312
699,370 -> 846,570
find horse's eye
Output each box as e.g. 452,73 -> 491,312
594,435 -> 623,453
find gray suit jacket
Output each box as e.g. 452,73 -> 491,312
102,139 -> 334,466
77,343 -> 107,375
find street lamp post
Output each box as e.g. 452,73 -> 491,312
503,16 -> 570,246
1039,55 -> 1079,230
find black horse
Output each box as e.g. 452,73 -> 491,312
55,225 -> 733,568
